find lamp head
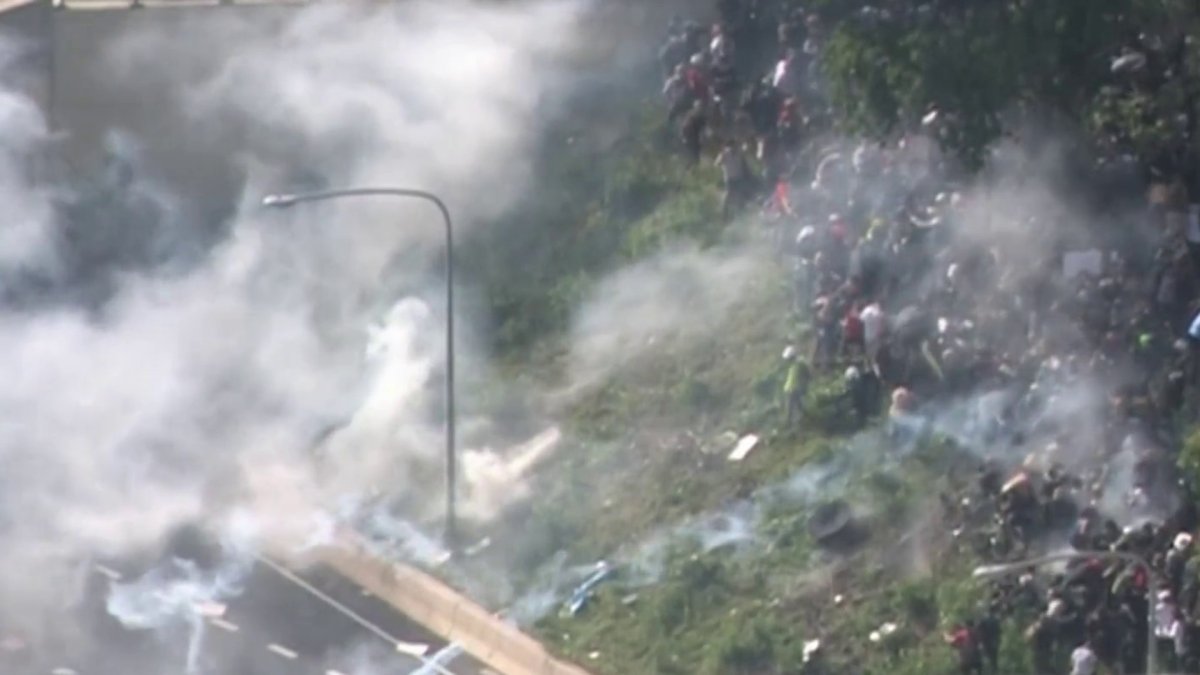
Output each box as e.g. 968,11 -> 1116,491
261,193 -> 299,209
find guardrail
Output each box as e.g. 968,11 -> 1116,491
311,529 -> 593,675
0,0 -> 307,11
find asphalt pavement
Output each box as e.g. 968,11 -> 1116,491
0,556 -> 492,675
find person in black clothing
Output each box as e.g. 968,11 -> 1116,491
1026,614 -> 1057,675
680,100 -> 707,165
975,607 -> 1001,674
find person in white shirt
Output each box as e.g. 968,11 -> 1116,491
860,302 -> 885,372
1070,641 -> 1097,675
772,50 -> 802,97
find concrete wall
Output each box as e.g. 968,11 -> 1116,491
310,529 -> 594,675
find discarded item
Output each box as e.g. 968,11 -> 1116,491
728,434 -> 761,462
621,593 -> 639,606
833,594 -> 845,605
803,639 -> 821,661
869,621 -> 899,643
922,109 -> 940,126
1111,52 -> 1147,74
564,561 -> 615,617
588,651 -> 601,660
808,500 -> 855,545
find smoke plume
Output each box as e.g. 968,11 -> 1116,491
0,0 -> 603,663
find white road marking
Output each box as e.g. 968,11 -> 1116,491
93,564 -> 122,581
267,643 -> 298,660
209,618 -> 240,632
395,641 -> 429,657
51,668 -> 78,675
327,671 -> 348,675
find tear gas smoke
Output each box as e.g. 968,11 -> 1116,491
565,239 -> 772,396
0,0 -> 605,660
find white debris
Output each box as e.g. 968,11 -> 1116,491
870,622 -> 899,643
728,434 -> 761,462
803,639 -> 821,656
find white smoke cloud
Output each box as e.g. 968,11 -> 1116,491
0,0 -> 602,658
565,239 -> 772,395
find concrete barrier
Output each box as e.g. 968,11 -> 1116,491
310,529 -> 593,675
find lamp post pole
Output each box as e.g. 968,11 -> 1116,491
973,550 -> 1158,675
262,188 -> 458,552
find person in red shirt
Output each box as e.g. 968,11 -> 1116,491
944,622 -> 984,675
766,179 -> 794,218
684,57 -> 710,102
841,302 -> 865,359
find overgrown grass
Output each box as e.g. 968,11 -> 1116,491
532,437 -> 999,675
461,105 -> 1003,674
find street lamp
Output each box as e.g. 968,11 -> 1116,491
261,188 -> 458,552
973,550 -> 1159,675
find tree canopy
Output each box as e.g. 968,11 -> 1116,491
820,0 -> 1196,169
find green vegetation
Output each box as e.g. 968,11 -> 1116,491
822,0 -> 1200,167
461,110 -> 723,359
458,89 -> 996,675
451,3 -> 1200,673
532,435 -> 999,675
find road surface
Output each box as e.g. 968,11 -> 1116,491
0,557 -> 492,675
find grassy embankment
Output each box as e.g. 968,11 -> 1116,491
461,108 -> 1014,675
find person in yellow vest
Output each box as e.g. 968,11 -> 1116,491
782,346 -> 811,427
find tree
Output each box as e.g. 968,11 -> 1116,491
821,0 -> 1187,169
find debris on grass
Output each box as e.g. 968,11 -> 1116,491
728,433 -> 761,462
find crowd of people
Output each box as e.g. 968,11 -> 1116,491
659,2 -> 1200,674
